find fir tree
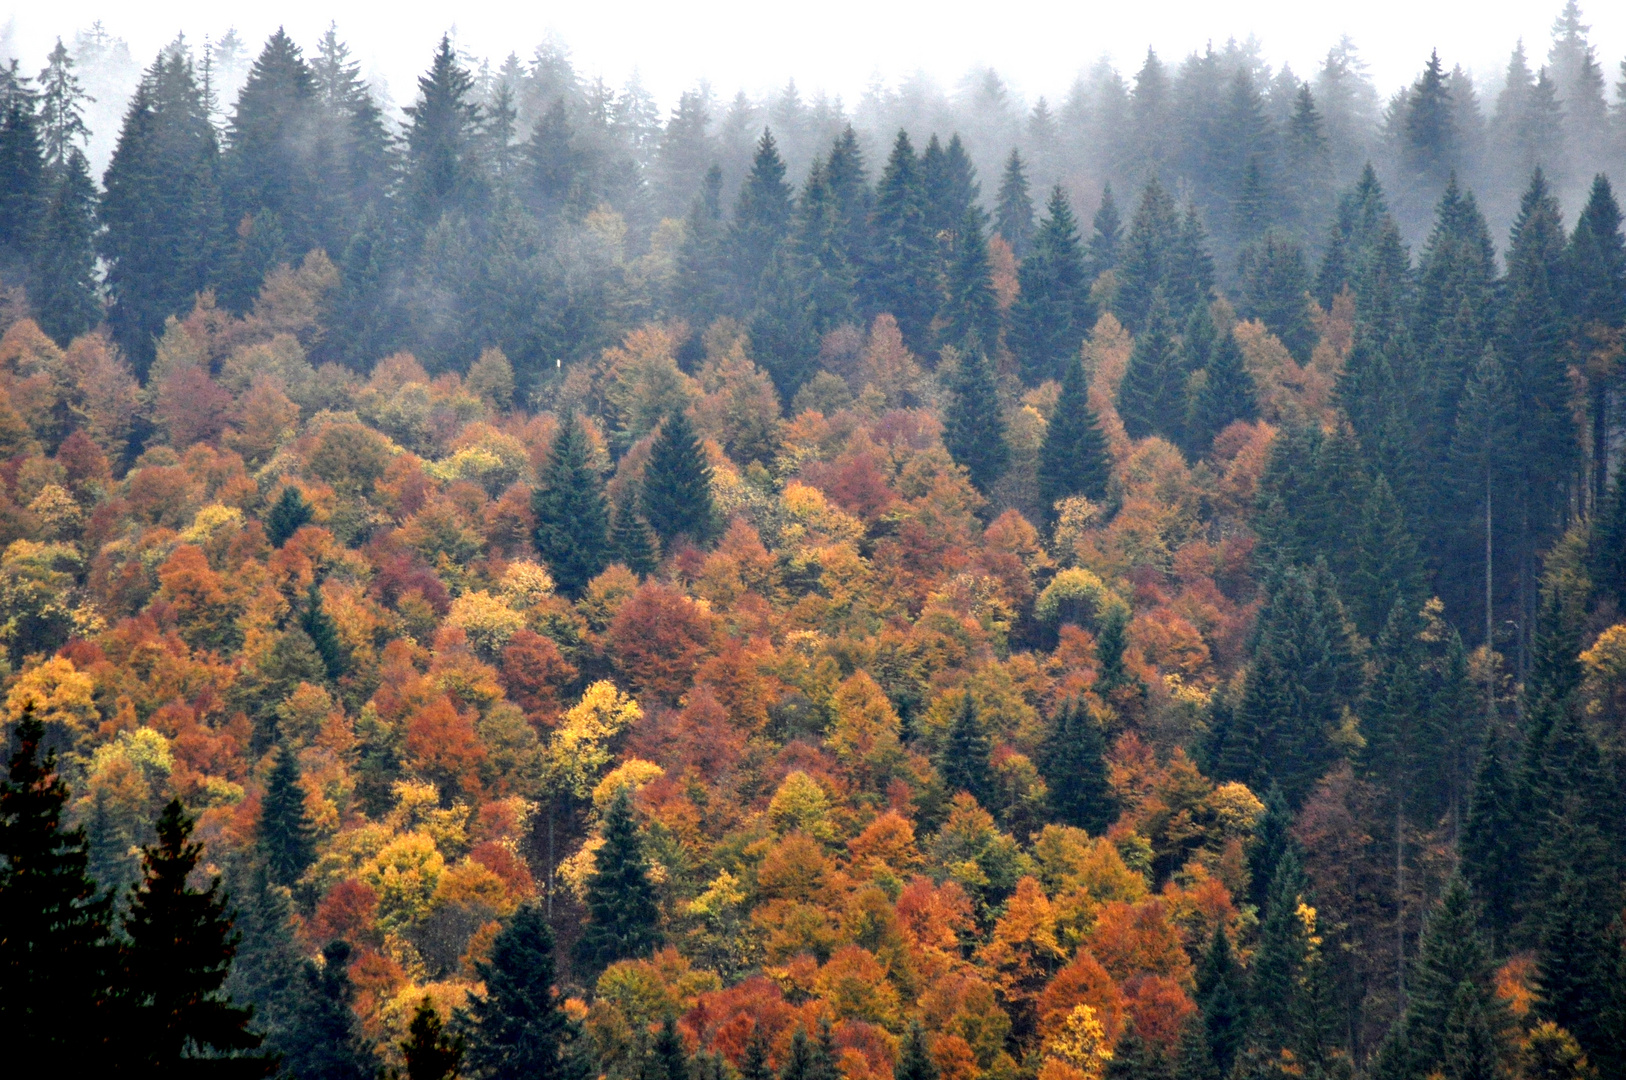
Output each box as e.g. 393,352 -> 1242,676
1400,877 -> 1510,1077
825,125 -> 874,279
1186,324 -> 1258,455
1114,178 -> 1179,334
533,411 -> 611,595
897,1022 -> 940,1080
793,159 -> 858,338
741,1025 -> 774,1080
1238,230 -> 1316,363
1567,174 -> 1626,510
0,706 -> 117,1069
36,39 -> 90,174
301,581 -> 348,682
941,346 -> 1008,492
1249,849 -> 1310,1048
1246,785 -> 1293,913
401,36 -> 487,242
29,147 -> 100,344
649,1015 -> 691,1080
940,206 -> 1000,358
461,902 -> 587,1080
994,149 -> 1034,257
730,129 -> 794,314
1085,183 -> 1122,281
642,410 -> 717,547
1116,295 -> 1184,442
1037,354 -> 1111,518
938,694 -> 993,809
868,131 -> 937,353
398,997 -> 464,1080
0,69 -> 45,280
611,481 -> 660,579
1348,476 -> 1425,639
575,786 -> 662,975
673,166 -> 730,330
259,742 -> 315,890
1040,698 -> 1116,833
1095,602 -> 1145,712
117,799 -> 271,1076
278,941 -> 378,1080
1195,926 -> 1248,1076
265,486 -> 312,547
1173,1018 -> 1220,1080
1011,185 -> 1091,385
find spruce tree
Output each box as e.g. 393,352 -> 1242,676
730,129 -> 794,315
1567,174 -> 1626,510
793,159 -> 858,338
650,1015 -> 691,1080
1085,183 -> 1122,281
897,1022 -> 940,1080
867,131 -> 937,353
1238,230 -> 1317,363
1249,849 -> 1310,1049
265,486 -> 312,547
1095,603 -> 1145,712
611,481 -> 660,579
0,707 -> 117,1069
302,582 -> 348,682
0,71 -> 45,281
642,410 -> 717,548
400,36 -> 487,242
575,786 -> 662,975
1195,926 -> 1248,1076
533,411 -> 611,595
1114,178 -> 1179,334
673,166 -> 730,331
398,997 -> 464,1080
940,206 -> 1000,358
1399,877 -> 1510,1076
1186,325 -> 1257,455
1011,185 -> 1091,385
1348,476 -> 1425,640
36,38 -> 90,174
461,902 -> 587,1080
1037,354 -> 1111,517
938,694 -> 993,809
825,126 -> 874,276
994,149 -> 1034,257
278,941 -> 378,1080
1116,296 -> 1184,442
259,742 -> 315,890
1040,698 -> 1116,833
941,346 -> 1008,492
30,147 -> 100,344
117,799 -> 271,1075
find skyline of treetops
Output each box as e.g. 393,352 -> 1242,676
1,2 -> 1625,1080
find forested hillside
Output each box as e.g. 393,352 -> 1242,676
1,5 -> 1625,1080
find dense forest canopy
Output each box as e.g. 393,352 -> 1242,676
1,4 -> 1626,1080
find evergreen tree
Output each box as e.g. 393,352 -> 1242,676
30,145 -> 100,345
575,786 -> 662,974
1238,230 -> 1316,363
994,149 -> 1034,257
940,206 -> 1000,357
941,346 -> 1008,492
867,131 -> 937,353
398,997 -> 464,1080
642,410 -> 717,547
730,129 -> 793,314
938,694 -> 993,809
793,159 -> 858,338
401,36 -> 487,242
1114,178 -> 1179,334
100,47 -> 225,375
1348,476 -> 1425,639
1173,1018 -> 1220,1080
611,480 -> 660,578
741,1027 -> 774,1080
277,941 -> 378,1080
533,411 -> 611,595
301,582 -> 348,682
1401,51 -> 1459,190
1105,1018 -> 1171,1080
1011,185 -> 1091,385
1400,877 -> 1510,1077
265,486 -> 312,547
1166,207 -> 1216,319
825,126 -> 873,273
1085,183 -> 1122,281
1567,174 -> 1626,510
1187,324 -> 1258,455
1095,602 -> 1145,711
673,165 -> 730,330
897,1022 -> 940,1080
259,742 -> 315,890
117,799 -> 270,1076
649,1015 -> 691,1080
1195,925 -> 1248,1076
1116,295 -> 1184,442
0,69 -> 45,282
36,39 -> 90,174
1037,354 -> 1111,516
0,706 -> 117,1069
1040,698 -> 1116,833
1249,849 -> 1310,1048
461,902 -> 587,1080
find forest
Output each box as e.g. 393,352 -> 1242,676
0,3 -> 1624,1079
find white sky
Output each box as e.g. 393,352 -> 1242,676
6,0 -> 1625,111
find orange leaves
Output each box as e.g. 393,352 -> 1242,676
609,581 -> 716,706
404,694 -> 486,799
1037,950 -> 1124,1047
848,811 -> 923,878
1084,899 -> 1192,986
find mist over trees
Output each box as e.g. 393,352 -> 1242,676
0,3 -> 1625,1080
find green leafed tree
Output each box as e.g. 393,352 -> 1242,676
533,411 -> 611,595
574,786 -> 662,975
642,410 -> 717,548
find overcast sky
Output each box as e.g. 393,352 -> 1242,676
5,0 -> 1624,110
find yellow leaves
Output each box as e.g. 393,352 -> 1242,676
827,671 -> 905,791
603,324 -> 698,447
498,560 -> 556,611
767,770 -> 836,840
547,681 -> 643,799
363,830 -> 446,932
1035,569 -> 1120,630
1044,1004 -> 1114,1080
445,590 -> 526,662
977,877 -> 1064,1006
592,758 -> 665,811
6,655 -> 97,742
687,869 -> 748,921
815,945 -> 902,1030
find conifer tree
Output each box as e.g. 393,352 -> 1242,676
741,1026 -> 774,1080
1104,1018 -> 1171,1080
301,582 -> 348,682
1238,230 -> 1316,363
650,1015 -> 691,1080
1249,849 -> 1310,1048
0,706 -> 117,1068
1349,476 -> 1425,639
1245,785 -> 1293,913
1186,324 -> 1258,455
259,742 -> 315,889
277,941 -> 378,1080
938,694 -> 993,809
730,129 -> 793,314
1040,698 -> 1116,833
941,346 -> 1008,492
30,147 -> 100,344
0,71 -> 45,281
1037,354 -> 1111,517
642,410 -> 717,547
1401,877 -> 1510,1077
401,36 -> 487,242
1085,183 -> 1122,281
1457,735 -> 1520,950
673,166 -> 730,330
1011,185 -> 1091,385
101,47 -> 226,375
1116,296 -> 1184,442
793,159 -> 858,338
462,902 -> 586,1080
398,997 -> 464,1080
940,206 -> 1000,358
994,149 -> 1034,257
265,486 -> 312,547
533,411 -> 611,595
868,131 -> 937,353
1195,926 -> 1248,1076
825,126 -> 873,275
1095,603 -> 1145,712
117,799 -> 271,1075
1173,1018 -> 1220,1080
611,480 -> 660,579
1114,178 -> 1179,333
575,786 -> 662,974
897,1022 -> 940,1080
36,39 -> 90,174
1566,174 -> 1626,510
